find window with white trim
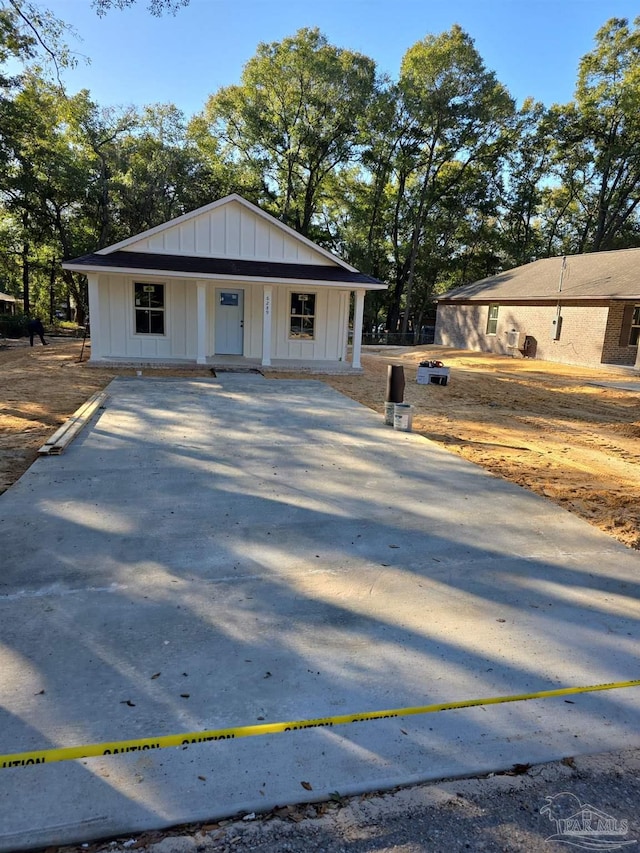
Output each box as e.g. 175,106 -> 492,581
289,292 -> 316,340
630,305 -> 640,346
486,303 -> 499,335
134,283 -> 165,335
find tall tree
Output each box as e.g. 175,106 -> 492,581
201,27 -> 377,238
575,16 -> 640,250
114,103 -> 231,234
498,99 -> 554,266
383,25 -> 514,332
542,17 -> 640,254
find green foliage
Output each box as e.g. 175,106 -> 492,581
202,27 -> 377,237
92,0 -> 189,15
0,309 -> 27,337
541,17 -> 640,253
0,12 -> 638,339
358,25 -> 516,332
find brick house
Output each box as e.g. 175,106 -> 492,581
435,248 -> 640,370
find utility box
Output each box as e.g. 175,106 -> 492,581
551,315 -> 563,340
506,329 -> 526,349
417,361 -> 450,386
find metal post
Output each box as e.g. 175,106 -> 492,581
386,365 -> 405,403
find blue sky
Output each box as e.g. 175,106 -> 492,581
43,0 -> 639,117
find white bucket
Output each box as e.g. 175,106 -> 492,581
393,403 -> 413,432
384,401 -> 395,425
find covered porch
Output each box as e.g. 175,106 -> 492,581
82,268 -> 371,371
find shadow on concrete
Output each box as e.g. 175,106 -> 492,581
0,376 -> 638,849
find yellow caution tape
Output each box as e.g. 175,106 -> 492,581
2,678 -> 639,769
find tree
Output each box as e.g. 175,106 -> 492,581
2,0 -> 77,82
378,26 -> 514,332
113,103 -> 233,235
541,17 -> 640,254
575,16 -> 640,250
92,0 -> 189,15
497,99 -> 554,266
201,28 -> 377,238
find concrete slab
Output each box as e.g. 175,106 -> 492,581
0,375 -> 639,850
588,379 -> 640,392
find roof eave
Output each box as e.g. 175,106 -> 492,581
61,261 -> 387,290
437,294 -> 640,302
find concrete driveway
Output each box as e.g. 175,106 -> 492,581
1,375 -> 639,851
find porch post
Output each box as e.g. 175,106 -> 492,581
86,273 -> 100,361
262,284 -> 272,366
196,281 -> 206,365
635,342 -> 640,371
352,288 -> 365,369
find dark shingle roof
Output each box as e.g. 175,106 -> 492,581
438,248 -> 640,302
63,251 -> 384,287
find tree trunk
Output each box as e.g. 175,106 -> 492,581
22,239 -> 29,315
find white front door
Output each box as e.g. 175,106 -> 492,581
215,289 -> 244,355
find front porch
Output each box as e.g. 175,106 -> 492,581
85,351 -> 364,375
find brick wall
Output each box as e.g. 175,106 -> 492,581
434,300 -> 637,368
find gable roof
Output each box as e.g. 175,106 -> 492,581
62,251 -> 386,289
96,194 -> 357,272
438,247 -> 640,302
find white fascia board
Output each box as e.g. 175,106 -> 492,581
61,262 -> 388,291
94,193 -> 358,273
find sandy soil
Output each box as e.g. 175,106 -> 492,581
76,747 -> 640,853
1,339 -> 638,549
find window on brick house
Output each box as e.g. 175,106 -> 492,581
486,304 -> 499,335
630,306 -> 640,346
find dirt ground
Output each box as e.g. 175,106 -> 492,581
1,338 -> 639,550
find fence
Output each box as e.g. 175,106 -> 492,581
358,327 -> 435,347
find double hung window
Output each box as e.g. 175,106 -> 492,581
486,303 -> 499,335
134,283 -> 165,335
290,293 -> 316,340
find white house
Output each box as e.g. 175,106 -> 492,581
62,194 -> 387,370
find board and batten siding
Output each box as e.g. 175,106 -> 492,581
120,200 -> 333,266
95,274 -> 196,360
270,287 -> 349,361
91,275 -> 350,363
